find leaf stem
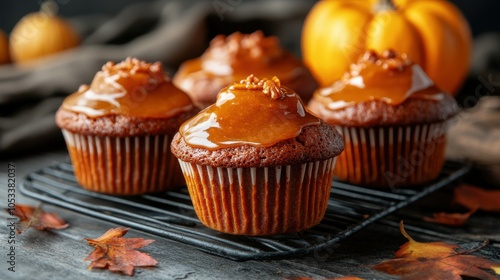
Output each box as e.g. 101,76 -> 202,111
456,239 -> 490,255
399,221 -> 416,243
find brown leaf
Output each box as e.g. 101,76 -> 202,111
6,204 -> 69,234
84,227 -> 158,276
425,184 -> 500,226
454,184 -> 500,212
373,221 -> 500,280
423,210 -> 476,226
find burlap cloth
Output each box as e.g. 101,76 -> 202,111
446,96 -> 500,187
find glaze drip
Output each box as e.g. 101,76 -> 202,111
179,75 -> 320,149
315,50 -> 443,110
173,31 -> 305,88
62,57 -> 193,118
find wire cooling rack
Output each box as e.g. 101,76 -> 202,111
20,161 -> 469,261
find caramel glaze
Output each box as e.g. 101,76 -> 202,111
62,57 -> 194,118
313,50 -> 444,110
179,75 -> 321,149
173,31 -> 316,108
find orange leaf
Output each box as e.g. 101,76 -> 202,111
6,204 -> 69,234
423,210 -> 476,226
454,184 -> 500,212
373,221 -> 500,280
84,227 -> 158,276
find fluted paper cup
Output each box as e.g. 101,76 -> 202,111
178,157 -> 338,236
62,129 -> 184,195
334,122 -> 449,188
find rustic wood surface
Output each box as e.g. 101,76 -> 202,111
0,150 -> 499,280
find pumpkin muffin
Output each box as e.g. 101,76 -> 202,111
308,50 -> 459,188
171,75 -> 344,236
55,57 -> 198,195
173,31 -> 318,109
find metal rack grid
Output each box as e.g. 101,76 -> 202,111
20,161 -> 469,261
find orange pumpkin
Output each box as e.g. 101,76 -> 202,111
0,30 -> 9,64
301,0 -> 472,94
9,3 -> 80,64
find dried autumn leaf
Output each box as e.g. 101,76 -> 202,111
425,184 -> 500,226
6,204 -> 68,234
84,227 -> 158,276
423,210 -> 476,227
454,184 -> 500,212
373,221 -> 500,280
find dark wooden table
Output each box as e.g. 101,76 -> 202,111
1,150 -> 499,280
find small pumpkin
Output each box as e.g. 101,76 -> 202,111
301,0 -> 472,94
9,1 -> 80,63
0,30 -> 9,64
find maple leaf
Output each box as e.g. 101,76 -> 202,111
6,204 -> 69,234
423,210 -> 476,227
84,227 -> 158,276
425,184 -> 500,226
373,221 -> 500,280
454,184 -> 500,212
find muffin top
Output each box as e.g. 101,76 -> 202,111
172,75 -> 343,167
174,31 -> 305,85
308,50 -> 459,126
56,58 -> 198,137
61,57 -> 194,119
173,31 -> 317,107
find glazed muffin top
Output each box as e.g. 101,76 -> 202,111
171,75 -> 343,168
173,31 -> 317,107
60,57 -> 194,119
308,50 -> 459,127
56,57 -> 198,136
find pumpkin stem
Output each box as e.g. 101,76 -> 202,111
374,0 -> 396,12
40,0 -> 59,17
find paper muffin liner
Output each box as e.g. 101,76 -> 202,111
61,129 -> 184,195
178,157 -> 337,236
334,122 -> 449,188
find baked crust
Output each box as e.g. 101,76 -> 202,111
171,121 -> 344,168
307,94 -> 460,127
55,107 -> 199,137
174,65 -> 318,109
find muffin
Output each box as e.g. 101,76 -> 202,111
171,75 -> 344,235
308,50 -> 460,188
55,57 -> 198,195
173,31 -> 318,109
